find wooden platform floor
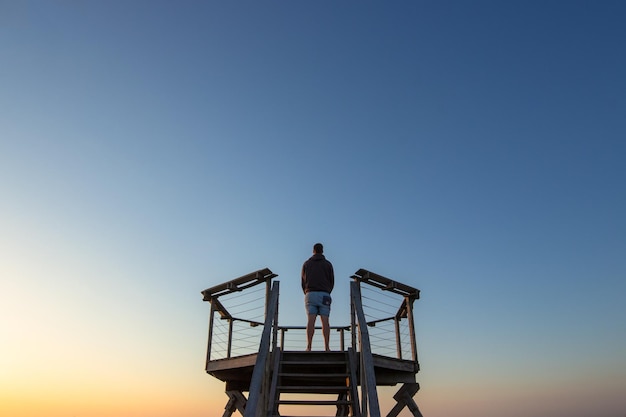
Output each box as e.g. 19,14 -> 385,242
206,350 -> 418,392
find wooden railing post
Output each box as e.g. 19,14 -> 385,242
351,282 -> 357,351
244,281 -> 280,417
406,296 -> 418,363
340,328 -> 345,351
272,290 -> 279,351
280,328 -> 285,350
265,277 -> 271,318
206,301 -> 216,365
351,281 -> 381,417
226,318 -> 233,359
395,317 -> 402,360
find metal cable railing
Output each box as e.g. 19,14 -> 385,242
204,269 -> 419,363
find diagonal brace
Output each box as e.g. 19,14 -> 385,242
222,390 -> 248,417
386,383 -> 423,417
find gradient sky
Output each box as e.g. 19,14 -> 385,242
1,1 -> 625,417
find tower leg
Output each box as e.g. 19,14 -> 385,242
336,392 -> 349,416
386,383 -> 423,417
222,390 -> 248,417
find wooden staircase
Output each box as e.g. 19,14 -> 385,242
268,349 -> 361,417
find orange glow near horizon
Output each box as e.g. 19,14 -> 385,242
1,376 -> 225,417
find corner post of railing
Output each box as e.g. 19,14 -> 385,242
340,328 -> 345,351
272,284 -> 279,351
265,276 -> 272,318
226,318 -> 234,359
350,282 -> 365,414
280,328 -> 285,350
394,316 -> 402,360
206,299 -> 216,365
350,280 -> 357,351
406,295 -> 418,364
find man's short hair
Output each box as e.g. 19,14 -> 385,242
313,243 -> 324,254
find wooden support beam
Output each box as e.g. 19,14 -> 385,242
222,390 -> 247,417
244,281 -> 280,417
351,281 -> 381,417
386,383 -> 423,417
267,348 -> 281,416
347,348 -> 362,417
210,297 -> 233,320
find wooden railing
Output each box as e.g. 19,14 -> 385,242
202,268 -> 419,365
351,280 -> 381,417
202,268 -> 276,363
244,280 -> 279,417
278,325 -> 350,351
352,269 -> 420,365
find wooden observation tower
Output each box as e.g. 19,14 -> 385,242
201,268 -> 424,417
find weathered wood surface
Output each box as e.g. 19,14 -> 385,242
387,383 -> 423,417
206,351 -> 417,388
202,267 -> 277,300
222,390 -> 247,417
348,348 -> 362,417
244,281 -> 279,417
351,281 -> 381,417
206,353 -> 258,371
352,268 -> 420,298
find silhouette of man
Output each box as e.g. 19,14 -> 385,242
301,243 -> 334,351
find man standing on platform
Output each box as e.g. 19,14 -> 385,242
301,242 -> 335,351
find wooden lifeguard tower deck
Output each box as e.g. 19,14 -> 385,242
201,268 -> 424,417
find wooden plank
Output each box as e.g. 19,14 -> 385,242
244,281 -> 280,417
277,386 -> 348,393
351,281 -> 381,417
205,353 -> 258,372
353,269 -> 420,298
222,390 -> 247,417
347,348 -> 362,417
278,399 -> 351,405
372,354 -> 418,373
267,348 -> 281,417
280,361 -> 347,366
406,296 -> 419,364
209,297 -> 232,319
279,373 -> 347,378
201,268 -> 277,300
387,383 -> 422,417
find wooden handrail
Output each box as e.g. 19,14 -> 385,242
351,281 -> 381,417
244,280 -> 279,417
201,268 -> 277,300
352,269 -> 420,298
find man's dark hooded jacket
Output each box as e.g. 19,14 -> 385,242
301,254 -> 334,294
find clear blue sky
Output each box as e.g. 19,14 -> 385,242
1,2 -> 625,417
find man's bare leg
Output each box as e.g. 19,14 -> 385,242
306,314 -> 317,351
320,315 -> 330,351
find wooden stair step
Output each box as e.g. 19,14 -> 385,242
277,385 -> 349,393
271,414 -> 335,417
278,399 -> 352,406
281,360 -> 347,366
279,372 -> 348,378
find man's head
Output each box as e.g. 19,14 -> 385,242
313,243 -> 324,254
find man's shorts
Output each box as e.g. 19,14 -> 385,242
305,291 -> 332,317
